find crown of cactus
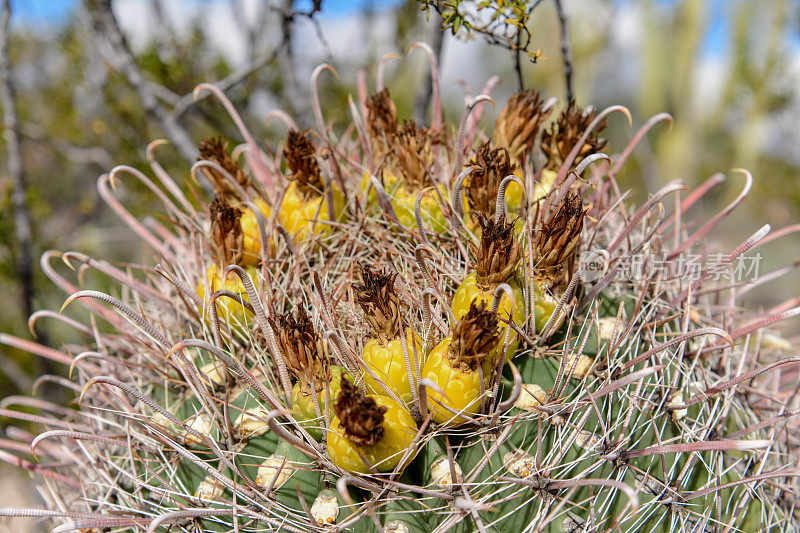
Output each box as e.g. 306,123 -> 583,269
2,52 -> 800,533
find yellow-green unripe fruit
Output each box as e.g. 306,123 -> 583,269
196,264 -> 256,328
421,302 -> 500,425
422,338 -> 487,424
291,366 -> 353,441
452,272 -> 524,363
362,330 -> 424,404
327,379 -> 416,473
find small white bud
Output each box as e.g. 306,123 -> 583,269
311,490 -> 339,526
563,353 -> 593,379
184,414 -> 214,446
255,454 -> 294,491
149,411 -> 173,429
574,431 -> 600,451
195,474 -> 224,501
502,450 -> 535,478
199,360 -> 227,387
514,383 -> 547,411
385,520 -> 410,533
430,456 -> 462,488
235,407 -> 269,437
761,332 -> 791,351
666,390 -> 687,421
596,317 -> 623,342
688,334 -> 710,353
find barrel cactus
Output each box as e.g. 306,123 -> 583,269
2,54 -> 799,533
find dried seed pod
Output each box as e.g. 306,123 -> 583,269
269,306 -> 329,391
354,264 -> 403,342
465,141 -> 517,219
493,89 -> 550,162
470,212 -> 521,286
540,100 -> 607,172
533,193 -> 585,281
388,120 -> 436,192
198,135 -> 251,198
366,88 -> 398,160
328,377 -> 416,473
208,194 -> 245,266
447,301 -> 500,371
333,378 -> 386,447
285,129 -> 324,199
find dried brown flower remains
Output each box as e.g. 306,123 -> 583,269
493,89 -> 550,162
334,377 -> 386,447
534,193 -> 585,280
466,142 -> 516,219
541,101 -> 607,172
448,302 -> 500,371
354,264 -> 403,342
285,130 -> 324,198
389,120 -> 435,191
209,194 -> 244,265
198,136 -> 251,198
471,213 -> 521,286
366,88 -> 398,161
269,307 -> 328,391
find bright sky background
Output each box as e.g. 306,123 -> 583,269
9,0 -> 744,59
10,0 -> 402,22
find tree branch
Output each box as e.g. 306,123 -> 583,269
514,25 -> 524,91
170,46 -> 281,121
274,0 -> 313,127
553,0 -> 574,102
84,0 -> 198,162
0,0 -> 34,322
415,9 -> 445,124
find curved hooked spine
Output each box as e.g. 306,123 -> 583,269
194,83 -> 276,196
456,95 -> 495,168
494,174 -> 526,223
146,139 -> 196,215
553,105 -> 632,191
408,42 -> 442,132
